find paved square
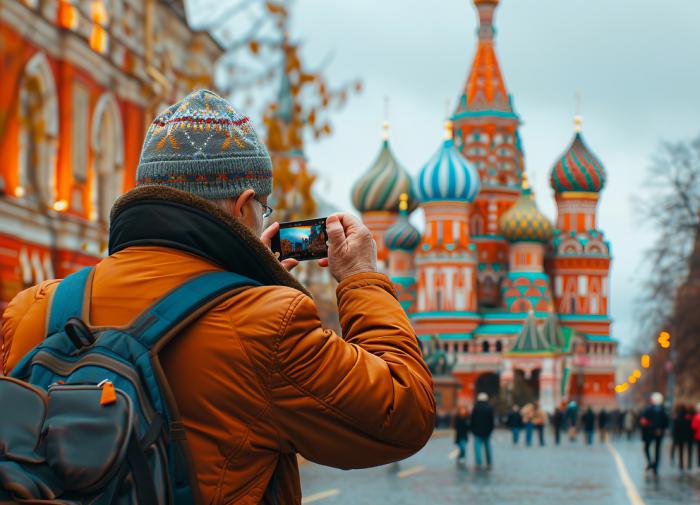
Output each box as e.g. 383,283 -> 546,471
300,432 -> 700,504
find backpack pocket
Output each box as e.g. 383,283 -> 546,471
0,378 -> 135,502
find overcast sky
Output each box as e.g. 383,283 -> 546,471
195,0 -> 700,351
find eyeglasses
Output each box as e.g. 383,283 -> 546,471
255,197 -> 273,219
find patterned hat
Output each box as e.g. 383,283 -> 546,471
136,90 -> 272,199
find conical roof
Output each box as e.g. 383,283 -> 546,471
511,311 -> 552,353
416,121 -> 481,202
542,314 -> 566,350
351,123 -> 417,213
385,194 -> 421,252
550,123 -> 606,193
499,178 -> 553,243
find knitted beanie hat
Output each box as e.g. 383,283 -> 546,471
136,89 -> 272,199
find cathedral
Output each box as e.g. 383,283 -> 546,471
351,0 -> 616,412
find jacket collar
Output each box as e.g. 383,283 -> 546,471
109,186 -> 310,296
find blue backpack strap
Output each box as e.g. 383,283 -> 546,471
129,271 -> 260,349
46,267 -> 95,337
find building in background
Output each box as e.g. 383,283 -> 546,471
0,0 -> 222,309
352,0 -> 616,412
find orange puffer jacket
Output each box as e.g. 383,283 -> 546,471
1,187 -> 436,505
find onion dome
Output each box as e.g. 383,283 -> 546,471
500,175 -> 553,243
550,117 -> 607,193
352,122 -> 417,213
417,121 -> 481,202
385,193 -> 421,252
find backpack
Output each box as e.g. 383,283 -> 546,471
0,267 -> 259,504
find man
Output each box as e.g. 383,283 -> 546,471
566,400 -> 579,442
453,405 -> 470,465
551,405 -> 564,445
639,392 -> 670,477
470,392 -> 495,469
582,407 -> 596,445
598,408 -> 609,443
532,401 -> 546,447
507,405 -> 523,445
1,90 -> 436,504
521,402 -> 534,447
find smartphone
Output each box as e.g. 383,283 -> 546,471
271,217 -> 328,261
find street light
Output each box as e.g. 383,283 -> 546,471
658,331 -> 671,349
632,369 -> 641,379
641,354 -> 650,368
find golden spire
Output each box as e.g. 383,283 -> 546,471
399,192 -> 408,212
574,91 -> 582,132
444,119 -> 454,140
382,120 -> 390,141
521,171 -> 530,190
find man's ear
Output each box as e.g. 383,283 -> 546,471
233,189 -> 256,218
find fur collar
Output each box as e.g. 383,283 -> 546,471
109,185 -> 310,296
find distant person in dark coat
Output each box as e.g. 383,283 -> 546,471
507,405 -> 523,445
582,407 -> 596,445
552,407 -> 564,445
639,392 -> 670,477
566,401 -> 579,442
453,405 -> 471,465
471,393 -> 495,468
671,404 -> 694,472
598,408 -> 609,443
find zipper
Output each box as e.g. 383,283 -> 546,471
32,350 -> 157,422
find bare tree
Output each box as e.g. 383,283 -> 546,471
636,135 -> 700,399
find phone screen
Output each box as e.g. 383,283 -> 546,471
271,217 -> 328,261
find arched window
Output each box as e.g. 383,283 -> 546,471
495,341 -> 503,352
17,52 -> 58,205
482,341 -> 490,353
470,213 -> 484,236
91,93 -> 124,222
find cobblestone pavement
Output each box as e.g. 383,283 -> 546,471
300,431 -> 700,504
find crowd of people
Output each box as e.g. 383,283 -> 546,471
451,392 -> 700,476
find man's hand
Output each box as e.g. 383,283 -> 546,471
261,222 -> 299,272
319,213 -> 377,282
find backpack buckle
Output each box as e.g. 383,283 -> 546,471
64,318 -> 96,350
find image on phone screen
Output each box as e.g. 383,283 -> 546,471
271,217 -> 328,262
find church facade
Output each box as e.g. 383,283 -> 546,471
0,0 -> 221,310
352,0 -> 616,412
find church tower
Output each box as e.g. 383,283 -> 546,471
385,193 -> 421,313
547,117 -> 612,340
413,121 -> 481,336
499,175 -> 555,314
352,122 -> 417,269
451,0 -> 524,307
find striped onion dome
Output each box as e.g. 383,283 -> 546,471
500,180 -> 553,243
417,121 -> 480,203
550,120 -> 606,193
385,194 -> 421,252
351,123 -> 417,213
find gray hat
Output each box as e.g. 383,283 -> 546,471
136,89 -> 272,199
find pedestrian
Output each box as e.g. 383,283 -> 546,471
598,408 -> 609,443
471,393 -> 495,469
623,409 -> 636,440
507,405 -> 523,445
454,405 -> 471,465
639,392 -> 670,477
582,407 -> 596,445
671,404 -> 693,473
566,400 -> 579,442
552,406 -> 564,445
0,90 -> 436,504
533,401 -> 546,446
521,403 -> 535,447
692,403 -> 700,467
612,409 -> 623,439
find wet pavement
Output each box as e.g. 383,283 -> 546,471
300,431 -> 700,504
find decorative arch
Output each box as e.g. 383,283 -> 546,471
91,92 -> 125,221
18,51 -> 58,204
